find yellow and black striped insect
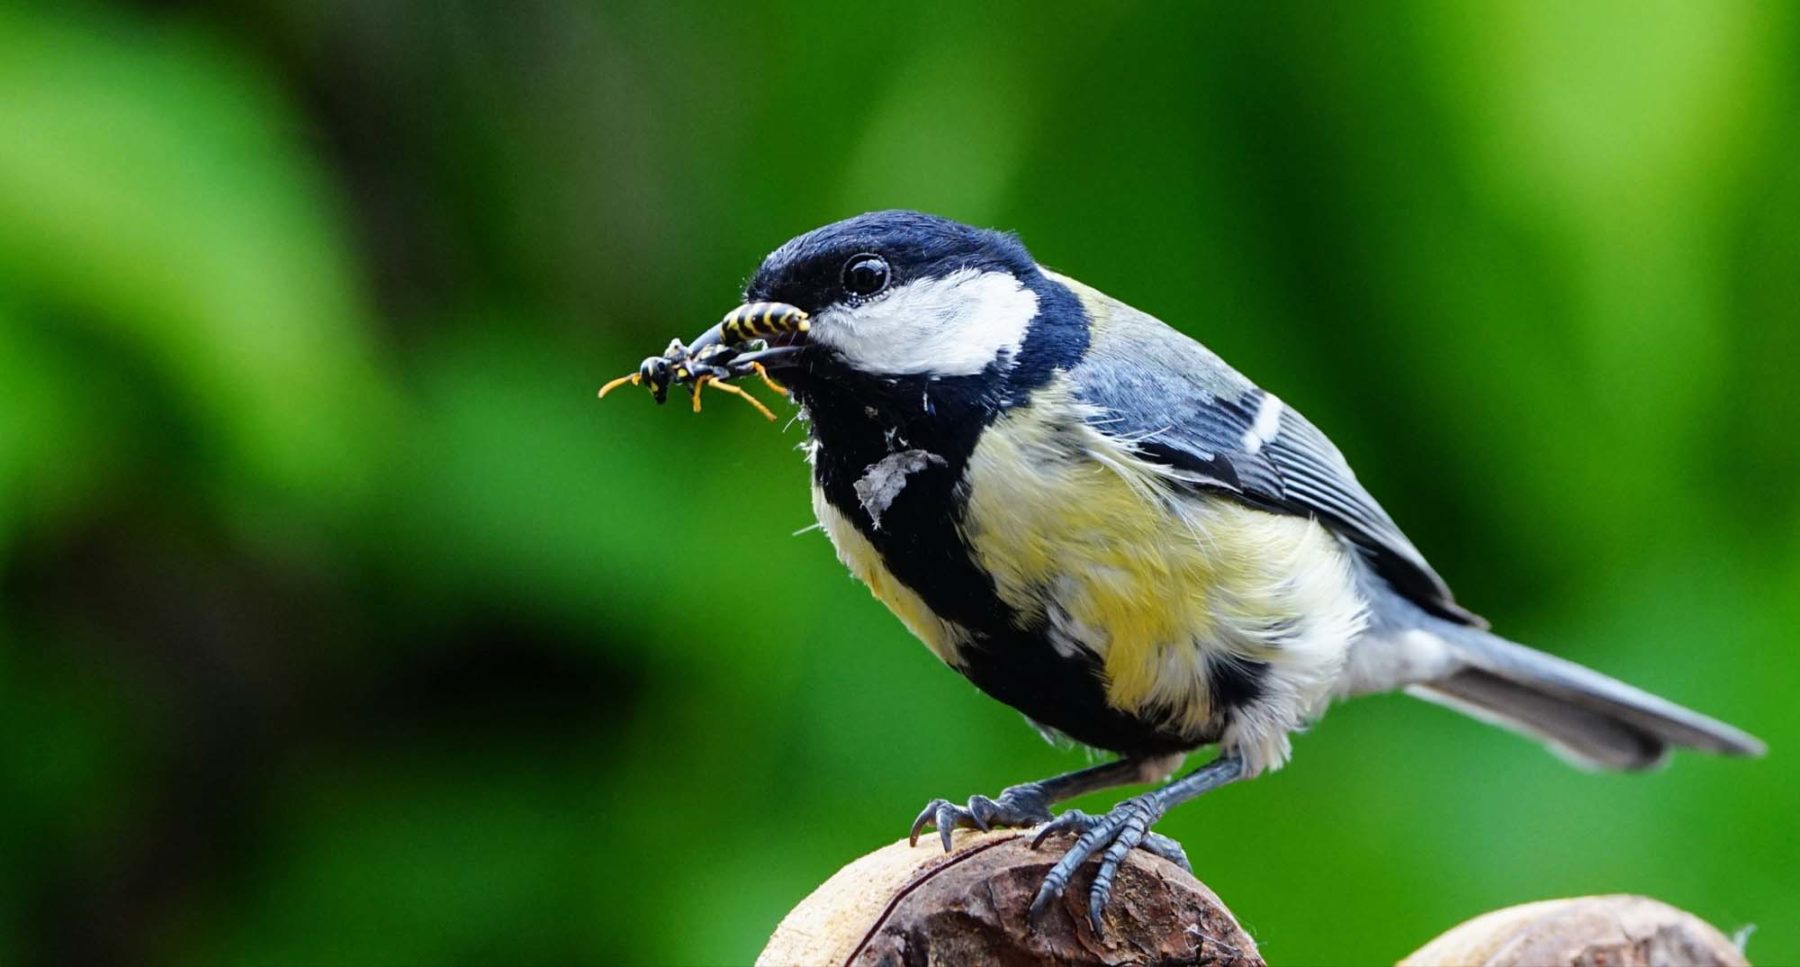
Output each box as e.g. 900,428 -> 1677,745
720,301 -> 811,345
596,303 -> 808,421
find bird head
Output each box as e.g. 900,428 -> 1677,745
693,211 -> 1088,418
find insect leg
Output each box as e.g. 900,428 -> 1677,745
700,378 -> 777,421
747,361 -> 789,397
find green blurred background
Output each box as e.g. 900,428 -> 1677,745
2,1 -> 1795,964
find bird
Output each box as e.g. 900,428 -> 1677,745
653,210 -> 1764,933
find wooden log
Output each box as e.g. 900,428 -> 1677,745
1400,894 -> 1749,967
756,829 -> 1262,966
759,831 -> 1753,966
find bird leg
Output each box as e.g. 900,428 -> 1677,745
909,755 -> 1176,853
1028,752 -> 1246,936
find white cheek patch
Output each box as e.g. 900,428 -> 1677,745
812,268 -> 1039,376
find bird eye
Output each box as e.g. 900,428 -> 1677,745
841,254 -> 890,298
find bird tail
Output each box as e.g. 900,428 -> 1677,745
1409,624 -> 1766,771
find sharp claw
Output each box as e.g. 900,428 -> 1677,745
1026,797 -> 1175,931
910,786 -> 1067,855
1088,829 -> 1143,937
1142,832 -> 1191,871
1029,810 -> 1087,850
1028,876 -> 1062,921
1030,823 -> 1099,922
908,799 -> 946,847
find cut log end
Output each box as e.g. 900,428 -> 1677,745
756,829 -> 1263,967
1400,894 -> 1750,967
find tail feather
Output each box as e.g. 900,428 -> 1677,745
1416,626 -> 1765,771
1411,670 -> 1670,770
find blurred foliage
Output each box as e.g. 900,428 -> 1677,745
1,1 -> 1796,964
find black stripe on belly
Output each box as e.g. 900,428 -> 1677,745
1206,655 -> 1269,711
957,630 -> 1204,756
802,368 -> 1002,630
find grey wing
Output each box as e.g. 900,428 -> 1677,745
1066,303 -> 1485,628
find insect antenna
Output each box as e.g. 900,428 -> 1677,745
597,373 -> 642,398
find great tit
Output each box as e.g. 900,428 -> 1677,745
646,210 -> 1763,931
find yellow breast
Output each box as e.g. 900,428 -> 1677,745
958,378 -> 1366,747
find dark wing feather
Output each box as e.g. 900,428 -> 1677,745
1065,305 -> 1484,628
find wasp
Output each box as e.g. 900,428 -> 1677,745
596,302 -> 809,421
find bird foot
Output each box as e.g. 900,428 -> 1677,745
909,782 -> 1056,852
1027,797 -> 1191,936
